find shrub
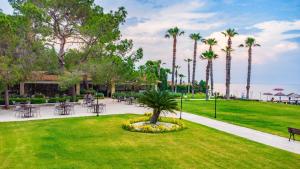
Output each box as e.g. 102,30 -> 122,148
33,93 -> 45,98
95,93 -> 104,99
30,98 -> 47,104
138,90 -> 178,124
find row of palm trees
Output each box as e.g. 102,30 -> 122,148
165,27 -> 260,100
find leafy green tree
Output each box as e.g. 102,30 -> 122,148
239,37 -> 260,99
200,51 -> 217,100
165,27 -> 184,92
199,80 -> 206,93
87,39 -> 143,97
138,90 -> 177,124
203,38 -> 217,95
0,12 -> 43,108
189,33 -> 202,97
179,74 -> 185,85
139,60 -> 170,91
0,57 -> 23,108
58,71 -> 81,102
10,0 -> 127,72
221,28 -> 238,99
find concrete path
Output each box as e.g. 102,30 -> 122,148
177,112 -> 300,155
0,99 -> 299,155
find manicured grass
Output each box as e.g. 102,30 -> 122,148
181,100 -> 300,138
184,93 -> 207,99
0,115 -> 299,169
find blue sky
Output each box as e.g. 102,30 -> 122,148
1,0 -> 300,85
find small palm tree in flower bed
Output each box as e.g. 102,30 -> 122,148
138,90 -> 178,124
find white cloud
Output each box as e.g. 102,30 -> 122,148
199,20 -> 300,65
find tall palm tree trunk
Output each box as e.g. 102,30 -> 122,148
225,38 -> 232,99
209,46 -> 214,95
210,61 -> 214,95
192,41 -> 197,97
4,85 -> 9,109
171,37 -> 177,92
246,46 -> 252,99
187,61 -> 191,93
150,110 -> 160,124
175,68 -> 178,93
205,60 -> 210,101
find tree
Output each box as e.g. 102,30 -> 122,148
138,90 -> 177,124
179,74 -> 185,85
88,39 -> 143,97
221,28 -> 238,99
189,33 -> 202,97
165,27 -> 184,92
184,58 -> 192,93
239,37 -> 260,99
174,65 -> 180,93
139,60 -> 169,91
58,71 -> 81,102
203,38 -> 217,95
200,51 -> 217,101
10,0 -> 127,72
0,11 -> 43,108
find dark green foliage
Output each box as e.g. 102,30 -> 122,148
138,90 -> 178,124
112,92 -> 142,99
30,98 -> 47,104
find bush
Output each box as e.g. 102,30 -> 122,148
122,115 -> 186,133
11,98 -> 30,103
95,93 -> 104,99
30,98 -> 47,104
32,93 -> 45,98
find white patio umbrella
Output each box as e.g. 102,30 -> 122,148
274,92 -> 285,102
263,92 -> 273,101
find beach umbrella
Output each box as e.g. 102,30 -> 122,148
273,88 -> 284,91
274,92 -> 285,102
263,92 -> 273,101
287,93 -> 299,98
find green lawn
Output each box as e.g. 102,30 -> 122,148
0,115 -> 299,169
181,100 -> 300,138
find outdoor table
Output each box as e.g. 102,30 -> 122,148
22,105 -> 35,118
92,103 -> 105,114
58,104 -> 71,115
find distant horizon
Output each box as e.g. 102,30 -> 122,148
1,0 -> 300,85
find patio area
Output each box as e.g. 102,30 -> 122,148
0,99 -> 150,122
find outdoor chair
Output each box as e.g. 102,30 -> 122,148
31,107 -> 41,117
54,104 -> 63,115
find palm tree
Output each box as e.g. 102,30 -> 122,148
200,51 -> 217,100
184,58 -> 192,93
189,33 -> 202,97
165,27 -> 184,92
203,38 -> 217,95
179,74 -> 185,85
239,37 -> 260,99
138,90 -> 178,124
221,28 -> 238,99
174,65 -> 180,93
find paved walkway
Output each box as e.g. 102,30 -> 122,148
0,99 -> 299,154
177,112 -> 300,155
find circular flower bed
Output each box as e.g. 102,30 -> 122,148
122,115 -> 186,133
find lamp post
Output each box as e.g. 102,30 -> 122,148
214,92 -> 217,118
180,92 -> 183,119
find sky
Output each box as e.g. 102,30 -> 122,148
1,0 -> 300,85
